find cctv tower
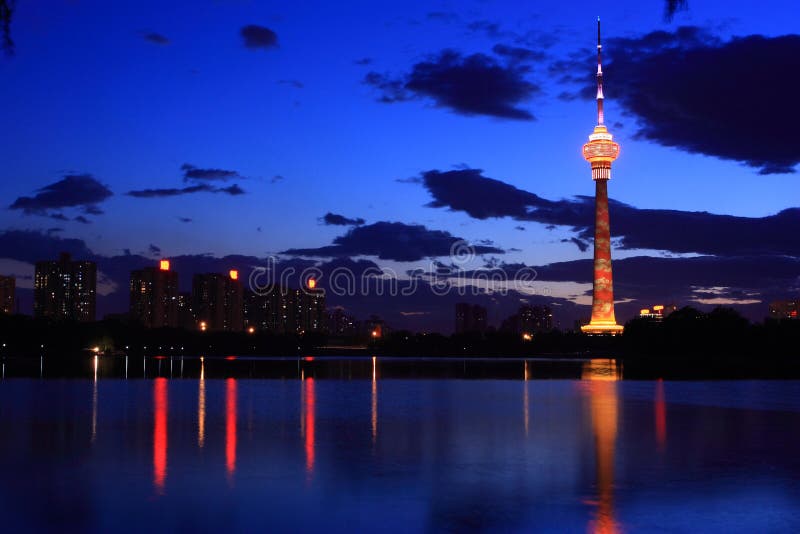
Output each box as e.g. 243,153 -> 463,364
581,19 -> 623,335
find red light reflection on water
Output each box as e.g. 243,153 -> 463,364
153,378 -> 168,495
226,378 -> 237,483
302,378 -> 316,478
655,379 -> 667,450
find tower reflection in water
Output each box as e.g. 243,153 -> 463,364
153,377 -> 168,495
582,359 -> 620,534
226,378 -> 238,484
301,377 -> 316,479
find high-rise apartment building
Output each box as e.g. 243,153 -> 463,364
519,305 -> 553,334
455,303 -> 488,334
193,270 -> 244,331
130,260 -> 179,328
34,252 -> 96,322
0,275 -> 14,315
244,283 -> 326,334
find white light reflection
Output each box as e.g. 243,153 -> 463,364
371,356 -> 378,443
91,355 -> 98,444
523,361 -> 529,436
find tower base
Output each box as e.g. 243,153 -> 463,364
581,322 -> 624,336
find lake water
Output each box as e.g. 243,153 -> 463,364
1,356 -> 799,532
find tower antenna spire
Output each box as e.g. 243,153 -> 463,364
596,16 -> 604,125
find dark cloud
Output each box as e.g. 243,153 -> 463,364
321,213 -> 365,226
492,44 -> 545,63
282,221 -> 504,262
74,215 -> 90,224
1,0 -> 14,55
0,230 -> 96,264
10,174 -> 112,216
142,32 -> 169,45
148,244 -> 161,256
515,28 -> 562,50
556,27 -> 800,174
456,253 -> 799,321
218,184 -> 245,195
126,183 -> 245,198
363,72 -> 407,103
418,168 -> 800,257
514,226 -> 525,231
178,217 -> 192,223
665,0 -> 689,21
354,57 -> 373,66
423,168 -> 555,220
427,12 -> 459,23
0,229 -> 791,329
240,25 -> 278,50
128,164 -> 246,198
181,163 -> 240,182
562,237 -> 589,252
270,175 -> 285,184
546,255 -> 800,301
82,205 -> 104,215
278,79 -> 304,89
364,49 -> 540,120
466,20 -> 503,39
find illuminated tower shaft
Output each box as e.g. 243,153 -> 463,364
581,18 -> 623,335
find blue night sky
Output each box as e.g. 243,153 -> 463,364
0,0 -> 798,331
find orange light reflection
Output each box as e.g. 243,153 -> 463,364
198,360 -> 206,448
523,382 -> 529,437
153,378 -> 168,495
586,379 -> 620,534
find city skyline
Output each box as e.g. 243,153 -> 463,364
0,1 -> 798,332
